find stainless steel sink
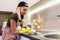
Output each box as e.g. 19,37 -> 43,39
44,34 -> 60,39
40,31 -> 60,40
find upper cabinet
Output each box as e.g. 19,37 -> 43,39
0,11 -> 12,25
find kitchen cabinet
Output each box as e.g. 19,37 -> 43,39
0,11 -> 12,35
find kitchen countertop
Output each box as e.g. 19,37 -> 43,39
18,29 -> 60,40
18,33 -> 41,40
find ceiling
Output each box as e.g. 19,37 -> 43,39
0,0 -> 40,12
30,0 -> 50,11
0,0 -> 51,12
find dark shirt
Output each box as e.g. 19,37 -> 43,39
7,13 -> 24,27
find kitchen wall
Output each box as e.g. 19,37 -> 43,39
40,4 -> 60,30
31,3 -> 60,30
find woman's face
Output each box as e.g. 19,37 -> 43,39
20,7 -> 28,16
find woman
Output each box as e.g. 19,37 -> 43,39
2,1 -> 28,40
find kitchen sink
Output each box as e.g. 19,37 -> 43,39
44,34 -> 60,39
40,30 -> 60,40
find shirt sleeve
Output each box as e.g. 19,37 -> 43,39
10,14 -> 18,23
